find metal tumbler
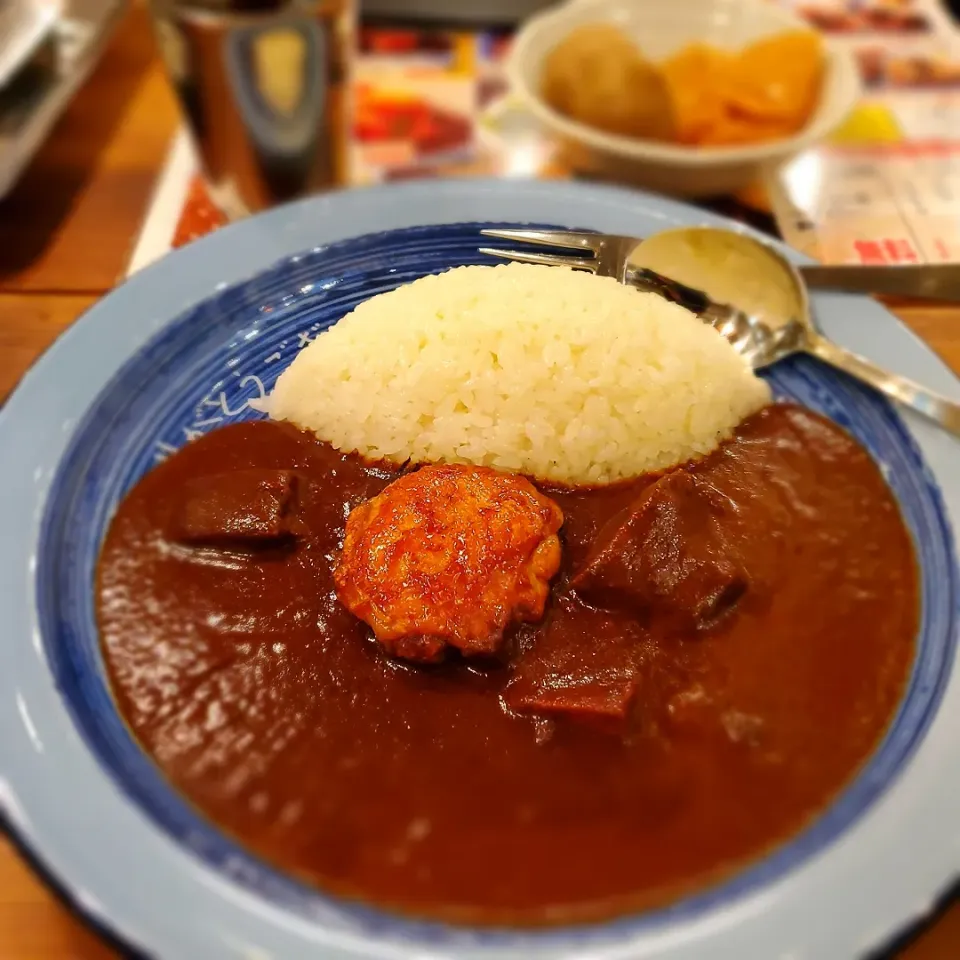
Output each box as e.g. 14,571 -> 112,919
151,0 -> 354,218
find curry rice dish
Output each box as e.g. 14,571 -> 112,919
97,265 -> 917,925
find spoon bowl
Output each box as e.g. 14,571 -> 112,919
629,226 -> 814,358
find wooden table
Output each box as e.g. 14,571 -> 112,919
0,4 -> 958,957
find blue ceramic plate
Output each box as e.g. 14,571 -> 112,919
1,181 -> 959,960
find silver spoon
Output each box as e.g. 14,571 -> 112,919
480,226 -> 960,439
630,227 -> 960,437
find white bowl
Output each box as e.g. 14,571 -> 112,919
508,0 -> 861,197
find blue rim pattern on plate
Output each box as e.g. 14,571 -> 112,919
35,223 -> 958,948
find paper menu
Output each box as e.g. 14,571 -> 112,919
767,0 -> 960,264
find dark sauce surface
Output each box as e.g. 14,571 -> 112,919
96,403 -> 918,925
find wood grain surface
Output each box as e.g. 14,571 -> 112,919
0,3 -> 957,957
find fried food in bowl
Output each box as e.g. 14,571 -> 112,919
509,0 -> 860,195
541,23 -> 825,149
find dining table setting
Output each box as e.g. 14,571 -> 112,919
2,0 -> 960,957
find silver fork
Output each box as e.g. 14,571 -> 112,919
480,228 -> 639,283
479,227 -> 960,440
479,227 -> 960,300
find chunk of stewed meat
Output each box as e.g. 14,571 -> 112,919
504,598 -> 647,733
571,472 -> 747,634
334,463 -> 563,664
168,469 -> 299,546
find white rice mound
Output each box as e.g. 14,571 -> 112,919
265,263 -> 771,484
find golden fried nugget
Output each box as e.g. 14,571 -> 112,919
541,24 -> 676,141
334,464 -> 563,663
727,30 -> 824,127
660,43 -> 733,145
696,113 -> 797,147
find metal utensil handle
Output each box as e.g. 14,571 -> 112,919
800,264 -> 960,302
809,335 -> 960,438
629,267 -> 713,314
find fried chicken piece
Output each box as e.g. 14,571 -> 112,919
334,464 -> 563,663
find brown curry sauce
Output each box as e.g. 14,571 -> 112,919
96,403 -> 917,925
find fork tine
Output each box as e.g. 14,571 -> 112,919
478,247 -> 596,272
479,228 -> 600,252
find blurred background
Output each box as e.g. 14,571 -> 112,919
1,0 -> 960,287
2,0 -> 960,956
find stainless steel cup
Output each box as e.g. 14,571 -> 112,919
150,0 -> 354,218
